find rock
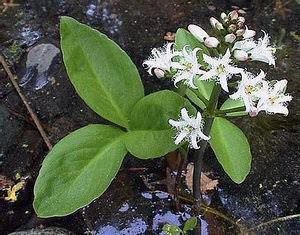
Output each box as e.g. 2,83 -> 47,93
20,44 -> 60,90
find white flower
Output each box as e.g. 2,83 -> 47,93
232,32 -> 276,66
143,43 -> 178,76
172,46 -> 204,89
168,108 -> 210,149
243,26 -> 256,39
233,50 -> 249,61
232,38 -> 256,51
188,24 -> 219,48
230,70 -> 267,113
257,80 -> 292,115
225,33 -> 236,43
200,49 -> 244,92
248,32 -> 276,66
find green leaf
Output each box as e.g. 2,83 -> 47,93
34,124 -> 126,217
185,88 -> 206,109
60,17 -> 144,128
162,224 -> 183,235
125,90 -> 196,159
220,98 -> 246,117
195,79 -> 215,100
175,28 -> 209,56
209,117 -> 252,183
183,217 -> 198,232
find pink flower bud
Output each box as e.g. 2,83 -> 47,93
237,16 -> 245,24
224,33 -> 236,43
228,10 -> 239,20
234,50 -> 249,61
238,9 -> 246,15
153,68 -> 165,78
236,29 -> 245,37
228,24 -> 237,32
204,37 -> 220,48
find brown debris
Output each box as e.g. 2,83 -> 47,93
164,32 -> 176,41
185,163 -> 218,193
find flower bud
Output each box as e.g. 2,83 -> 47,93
220,12 -> 228,22
237,21 -> 244,28
224,33 -> 236,43
243,26 -> 256,39
228,10 -> 239,20
153,68 -> 165,78
210,17 -> 224,30
188,24 -> 209,42
234,50 -> 249,61
237,16 -> 245,24
236,29 -> 245,37
238,9 -> 246,15
228,24 -> 237,32
204,37 -> 220,48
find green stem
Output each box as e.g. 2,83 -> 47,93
215,106 -> 246,115
193,85 -> 220,199
192,85 -> 221,234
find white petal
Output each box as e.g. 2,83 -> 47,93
219,75 -> 229,92
190,133 -> 199,149
267,105 -> 289,115
175,131 -> 188,145
180,108 -> 190,121
169,119 -> 186,128
243,26 -> 256,39
200,69 -> 217,80
234,50 -> 249,61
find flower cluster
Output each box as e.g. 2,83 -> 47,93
143,9 -> 292,149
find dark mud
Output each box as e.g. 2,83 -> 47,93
0,0 -> 299,234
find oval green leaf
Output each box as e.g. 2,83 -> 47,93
209,117 -> 251,183
125,90 -> 196,159
34,124 -> 127,217
60,17 -> 144,128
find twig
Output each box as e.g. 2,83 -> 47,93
247,214 -> 300,232
0,55 -> 52,150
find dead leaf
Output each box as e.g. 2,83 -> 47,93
164,32 -> 176,41
5,180 -> 26,202
185,163 -> 218,193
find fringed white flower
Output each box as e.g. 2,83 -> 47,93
248,32 -> 276,66
232,32 -> 276,66
143,43 -> 179,77
200,49 -> 244,92
169,108 -> 210,149
172,46 -> 205,89
230,70 -> 267,114
257,80 -> 292,115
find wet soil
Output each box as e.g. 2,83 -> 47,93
0,0 -> 299,234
